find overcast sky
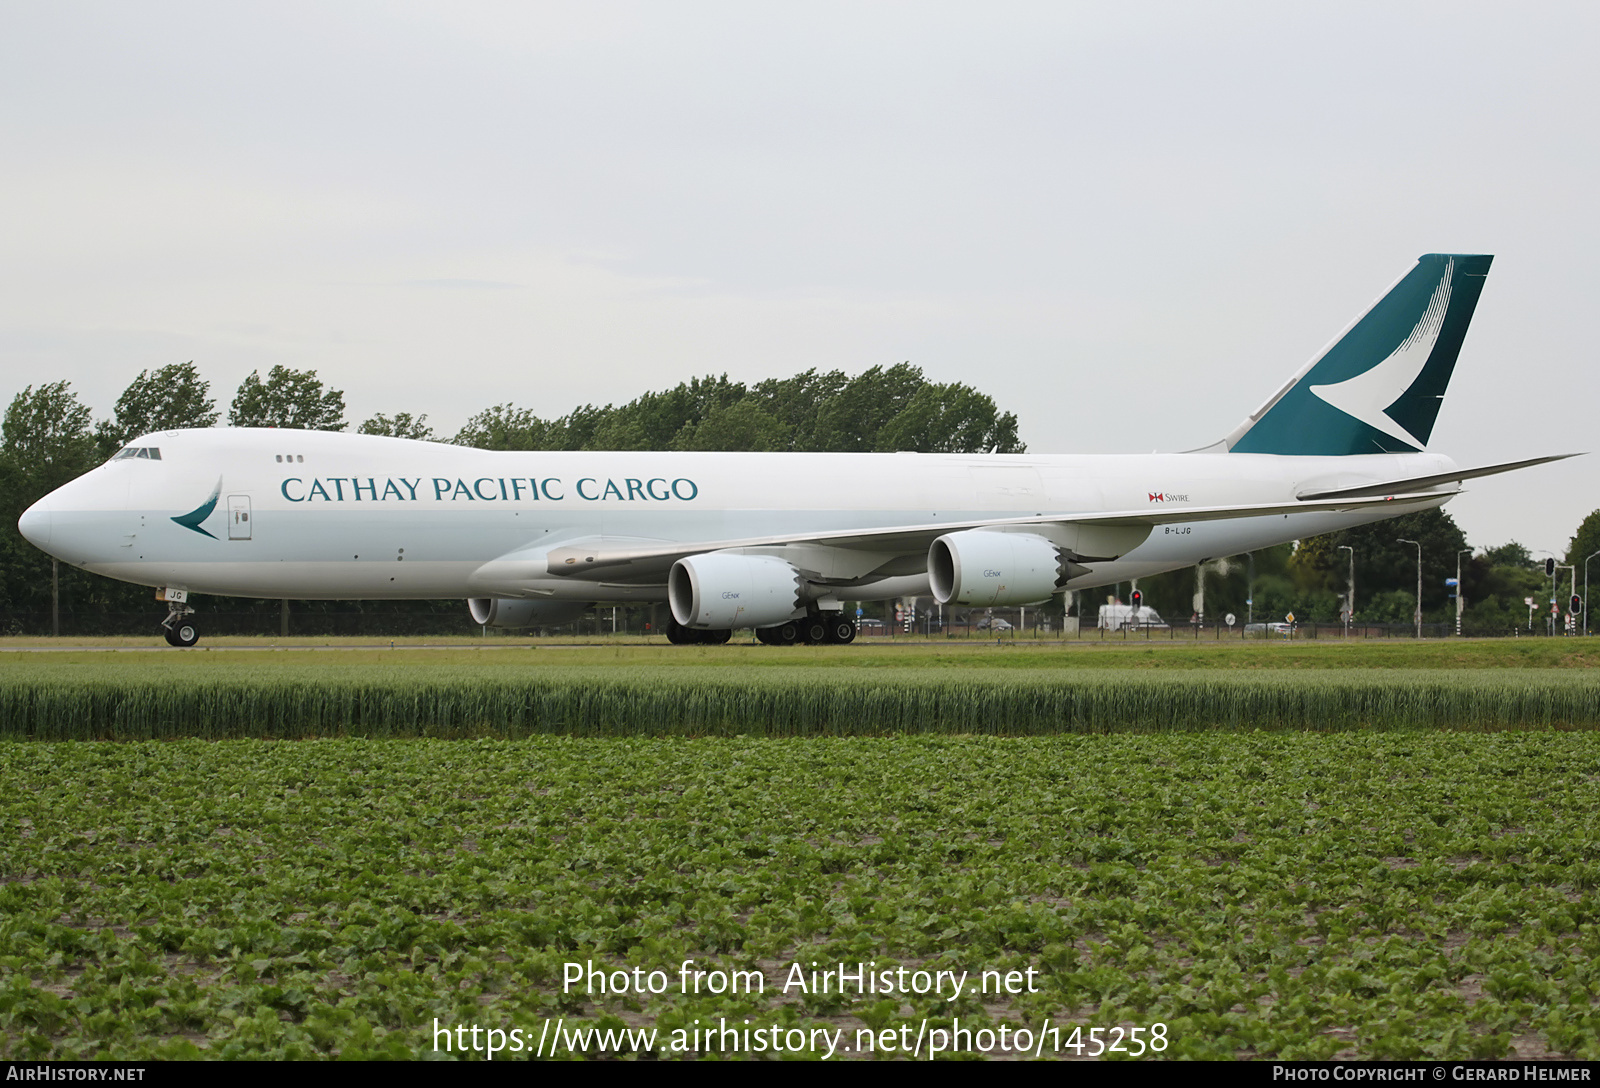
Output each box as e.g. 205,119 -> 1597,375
3,2 -> 1595,557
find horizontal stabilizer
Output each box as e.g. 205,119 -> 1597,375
1295,453 -> 1581,500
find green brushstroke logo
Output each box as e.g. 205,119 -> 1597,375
172,480 -> 222,539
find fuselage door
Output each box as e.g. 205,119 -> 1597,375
227,495 -> 253,540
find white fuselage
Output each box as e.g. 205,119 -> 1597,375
19,428 -> 1454,604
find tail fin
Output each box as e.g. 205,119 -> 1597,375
1221,254 -> 1492,455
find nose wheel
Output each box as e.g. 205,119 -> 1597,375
161,605 -> 200,648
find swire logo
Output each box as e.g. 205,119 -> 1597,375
1147,492 -> 1190,503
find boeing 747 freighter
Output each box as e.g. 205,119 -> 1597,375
17,254 -> 1572,645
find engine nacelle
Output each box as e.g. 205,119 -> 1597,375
468,598 -> 588,628
928,530 -> 1067,607
669,553 -> 806,629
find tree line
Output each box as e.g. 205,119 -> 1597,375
1118,510 -> 1600,633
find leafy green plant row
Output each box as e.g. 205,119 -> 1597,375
3,666 -> 1598,738
4,734 -> 1600,1059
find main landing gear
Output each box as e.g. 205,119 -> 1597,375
755,614 -> 856,646
665,616 -> 732,645
664,613 -> 856,646
161,603 -> 200,648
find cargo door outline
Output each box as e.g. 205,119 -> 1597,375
227,495 -> 253,540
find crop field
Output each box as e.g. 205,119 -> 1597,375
1,639 -> 1597,1060
3,734 -> 1600,1060
4,666 -> 1600,739
3,638 -> 1598,739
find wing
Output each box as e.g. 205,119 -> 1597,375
532,491 -> 1462,586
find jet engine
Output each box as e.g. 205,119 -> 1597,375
468,598 -> 588,628
928,530 -> 1069,607
669,552 -> 807,629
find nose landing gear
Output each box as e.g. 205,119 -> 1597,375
161,603 -> 200,647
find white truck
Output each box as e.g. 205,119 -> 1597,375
1096,603 -> 1169,631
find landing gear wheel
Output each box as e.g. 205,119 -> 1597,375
775,622 -> 802,646
802,617 -> 829,645
161,601 -> 199,648
826,617 -> 856,644
667,617 -> 732,645
755,626 -> 781,645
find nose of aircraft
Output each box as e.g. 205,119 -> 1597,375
18,495 -> 53,549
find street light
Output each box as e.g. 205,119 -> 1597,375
1246,552 -> 1255,626
1398,539 -> 1421,638
1337,545 -> 1354,637
1587,550 -> 1599,638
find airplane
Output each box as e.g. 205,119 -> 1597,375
16,253 -> 1574,647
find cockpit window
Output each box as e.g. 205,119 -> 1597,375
111,447 -> 162,462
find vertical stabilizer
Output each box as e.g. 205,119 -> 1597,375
1222,254 -> 1492,455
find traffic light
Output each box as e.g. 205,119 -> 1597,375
1131,589 -> 1143,609
1546,557 -> 1557,576
1573,594 -> 1583,614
